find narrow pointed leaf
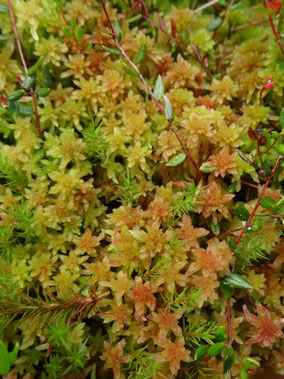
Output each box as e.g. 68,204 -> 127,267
163,95 -> 172,120
280,109 -> 284,128
76,25 -> 83,42
208,18 -> 223,31
153,75 -> 164,101
166,153 -> 186,167
102,46 -> 121,55
71,17 -> 76,31
28,56 -> 44,75
223,274 -> 252,289
114,19 -> 121,42
43,65 -> 53,88
0,340 -> 11,375
9,342 -> 20,365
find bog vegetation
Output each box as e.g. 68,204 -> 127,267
0,0 -> 283,378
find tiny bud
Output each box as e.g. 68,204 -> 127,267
248,127 -> 258,140
267,1 -> 282,16
258,135 -> 267,146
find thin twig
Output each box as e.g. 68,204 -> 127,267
100,0 -> 201,183
6,0 -> 43,144
264,0 -> 284,57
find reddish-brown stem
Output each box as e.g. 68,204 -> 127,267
235,153 -> 283,245
245,289 -> 257,309
6,0 -> 43,144
264,0 -> 284,57
100,0 -> 201,183
226,298 -> 233,345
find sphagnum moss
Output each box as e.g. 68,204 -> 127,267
0,0 -> 283,378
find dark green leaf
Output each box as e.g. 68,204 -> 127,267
223,273 -> 252,289
208,18 -> 222,32
36,88 -> 50,97
86,43 -> 93,52
18,104 -> 34,117
76,25 -> 83,42
214,326 -> 226,342
22,73 -> 37,90
134,43 -> 147,64
117,0 -> 128,10
0,4 -> 8,13
7,90 -> 25,102
223,356 -> 233,372
227,236 -> 237,250
153,75 -> 164,101
114,19 -> 121,42
194,345 -> 208,360
224,346 -> 234,358
259,196 -> 276,209
42,65 -> 53,88
163,95 -> 172,120
7,101 -> 19,116
262,129 -> 271,147
102,46 -> 121,54
227,181 -> 237,193
220,282 -> 234,299
207,342 -> 224,357
166,153 -> 186,167
234,202 -> 250,221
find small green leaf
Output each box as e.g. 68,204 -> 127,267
71,17 -> 76,31
122,63 -> 139,76
63,27 -> 73,37
275,142 -> 284,154
229,2 -> 241,11
200,163 -> 216,173
76,25 -> 83,42
36,88 -> 50,97
114,19 -> 121,42
227,181 -> 237,193
245,218 -> 262,233
102,46 -> 121,54
9,342 -> 19,365
207,342 -> 224,357
259,196 -> 276,210
117,0 -> 128,10
220,282 -> 234,299
101,32 -> 113,39
208,17 -> 222,32
243,357 -> 260,368
0,340 -> 11,375
214,326 -> 226,342
153,75 -> 164,101
86,43 -> 93,52
210,220 -> 220,235
240,368 -> 249,379
274,197 -> 284,210
7,90 -> 25,102
224,346 -> 234,358
227,236 -> 237,250
194,345 -> 208,360
28,56 -> 44,75
280,109 -> 284,128
279,62 -> 284,72
163,95 -> 172,120
134,43 -> 147,64
234,202 -> 250,221
43,65 -> 53,88
0,4 -> 8,13
223,273 -> 252,289
33,148 -> 46,163
7,101 -> 19,116
166,153 -> 186,167
22,73 -> 37,90
223,356 -> 234,372
18,104 -> 34,117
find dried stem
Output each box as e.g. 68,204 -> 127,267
6,0 -> 43,144
194,0 -> 221,13
100,0 -> 201,183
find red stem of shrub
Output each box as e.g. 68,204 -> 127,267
264,0 -> 284,57
6,0 -> 43,145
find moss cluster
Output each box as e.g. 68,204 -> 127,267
0,0 -> 283,378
